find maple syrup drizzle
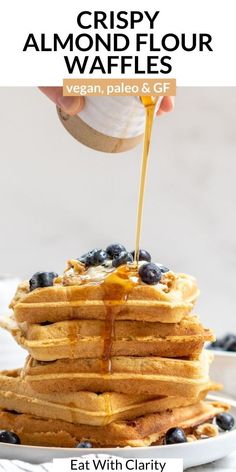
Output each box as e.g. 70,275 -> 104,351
134,96 -> 157,264
101,266 -> 137,374
100,97 -> 158,373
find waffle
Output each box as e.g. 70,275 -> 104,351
23,351 -> 212,396
2,315 -> 213,361
0,401 -> 228,447
10,268 -> 199,324
0,369 -> 219,426
3,260 -> 228,449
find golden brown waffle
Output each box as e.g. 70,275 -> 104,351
0,260 -> 228,449
10,270 -> 199,324
0,369 -> 219,426
0,401 -> 228,447
2,315 -> 213,361
23,351 -> 212,396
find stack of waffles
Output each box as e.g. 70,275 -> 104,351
0,258 -> 228,447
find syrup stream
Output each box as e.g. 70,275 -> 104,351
134,96 -> 157,263
102,96 -> 158,373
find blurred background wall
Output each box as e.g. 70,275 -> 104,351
0,87 -> 235,335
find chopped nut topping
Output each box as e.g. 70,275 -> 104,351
61,273 -> 83,286
195,422 -> 218,438
160,272 -> 176,293
66,259 -> 85,274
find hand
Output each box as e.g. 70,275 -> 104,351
38,87 -> 84,115
157,96 -> 174,116
39,87 -> 174,116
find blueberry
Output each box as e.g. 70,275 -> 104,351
209,334 -> 230,350
223,334 -> 236,352
76,441 -> 93,448
139,263 -> 162,285
77,249 -> 97,266
78,249 -> 108,267
226,342 -> 236,352
131,250 -> 151,262
93,249 -> 108,265
106,243 -> 126,258
0,430 -> 21,444
215,335 -> 228,349
164,427 -> 187,445
209,334 -> 236,352
112,251 -> 133,267
82,249 -> 98,266
207,343 -> 221,350
215,413 -> 235,431
29,272 -> 58,291
209,339 -> 223,350
156,263 -> 170,273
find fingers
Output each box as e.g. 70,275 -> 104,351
157,96 -> 175,116
38,87 -> 84,115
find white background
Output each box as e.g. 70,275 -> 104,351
0,0 -> 235,85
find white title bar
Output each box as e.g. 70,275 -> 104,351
0,0 -> 235,85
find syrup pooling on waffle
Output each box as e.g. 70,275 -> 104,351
21,351 -> 214,397
9,258 -> 199,321
59,261 -> 185,373
96,265 -> 138,373
9,253 -> 199,373
56,261 -> 165,373
1,314 -> 214,361
55,261 -> 139,373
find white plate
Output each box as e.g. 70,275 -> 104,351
0,395 -> 235,469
